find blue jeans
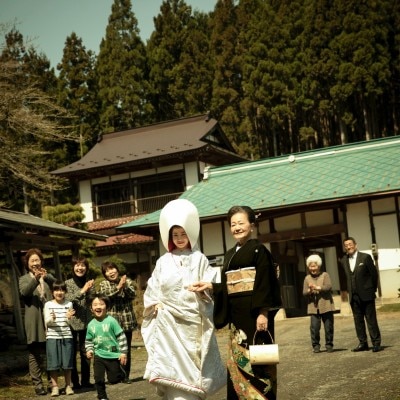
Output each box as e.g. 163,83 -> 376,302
310,311 -> 334,349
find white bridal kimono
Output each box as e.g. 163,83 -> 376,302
141,249 -> 226,399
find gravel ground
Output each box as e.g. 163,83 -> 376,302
1,310 -> 399,400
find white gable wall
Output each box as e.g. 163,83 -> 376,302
79,180 -> 93,222
202,221 -> 224,256
346,202 -> 372,249
184,161 -> 200,190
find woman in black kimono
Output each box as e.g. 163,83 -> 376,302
191,205 -> 282,399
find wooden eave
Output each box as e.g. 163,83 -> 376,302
0,209 -> 107,251
57,145 -> 245,181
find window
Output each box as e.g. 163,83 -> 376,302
93,179 -> 132,219
137,172 -> 184,198
92,171 -> 185,219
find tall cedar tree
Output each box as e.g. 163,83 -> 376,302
299,0 -> 341,148
329,0 -> 392,142
238,0 -> 307,156
235,0 -> 287,158
167,10 -> 214,117
209,0 -> 243,153
232,0 -> 396,155
146,0 -> 196,121
387,0 -> 400,136
0,29 -> 74,214
96,0 -> 150,132
57,32 -> 100,161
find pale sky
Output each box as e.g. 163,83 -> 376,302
1,0 -> 217,68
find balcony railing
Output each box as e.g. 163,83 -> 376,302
92,192 -> 183,221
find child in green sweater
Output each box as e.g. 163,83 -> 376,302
85,293 -> 128,400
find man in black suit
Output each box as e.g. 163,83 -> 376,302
341,237 -> 382,352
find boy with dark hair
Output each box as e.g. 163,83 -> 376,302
85,293 -> 128,400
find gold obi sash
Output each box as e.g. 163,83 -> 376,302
226,267 -> 256,295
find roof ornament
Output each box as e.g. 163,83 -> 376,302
97,133 -> 103,143
288,154 -> 295,163
205,111 -> 211,122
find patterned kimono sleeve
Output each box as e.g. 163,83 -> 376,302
122,278 -> 136,299
99,279 -> 119,297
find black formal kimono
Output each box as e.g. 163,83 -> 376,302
213,239 -> 282,399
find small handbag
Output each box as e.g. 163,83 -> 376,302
249,330 -> 279,365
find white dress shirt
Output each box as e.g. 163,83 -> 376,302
349,251 -> 358,272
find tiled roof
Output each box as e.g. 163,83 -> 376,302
118,136 -> 400,229
52,114 -> 245,178
95,233 -> 153,248
87,216 -> 139,232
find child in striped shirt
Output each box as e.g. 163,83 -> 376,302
85,293 -> 128,400
43,280 -> 75,396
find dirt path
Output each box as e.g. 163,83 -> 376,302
69,311 -> 400,400
275,312 -> 399,400
2,311 -> 399,399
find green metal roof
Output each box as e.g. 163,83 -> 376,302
118,136 -> 400,230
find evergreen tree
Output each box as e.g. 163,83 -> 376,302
209,0 -> 242,151
57,32 -> 100,160
386,0 -> 400,136
167,9 -> 214,116
96,0 -> 151,132
146,0 -> 197,121
42,203 -> 98,277
329,0 -> 392,142
299,0 -> 339,148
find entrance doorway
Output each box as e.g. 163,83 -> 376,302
274,234 -> 345,317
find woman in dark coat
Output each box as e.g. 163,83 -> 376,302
19,248 -> 56,396
191,205 -> 282,399
65,256 -> 95,389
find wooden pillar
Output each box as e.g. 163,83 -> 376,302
53,250 -> 62,280
5,245 -> 25,343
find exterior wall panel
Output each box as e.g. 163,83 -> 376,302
202,222 -> 224,257
305,209 -> 334,226
274,214 -> 302,231
79,180 -> 93,222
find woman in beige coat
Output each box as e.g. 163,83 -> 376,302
303,254 -> 335,353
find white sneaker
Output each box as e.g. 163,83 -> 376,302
51,386 -> 59,397
65,385 -> 74,395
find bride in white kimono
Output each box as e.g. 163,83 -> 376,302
141,199 -> 226,400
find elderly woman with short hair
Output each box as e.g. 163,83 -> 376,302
303,254 -> 335,353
